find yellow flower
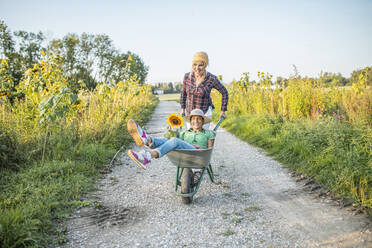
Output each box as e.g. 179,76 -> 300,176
128,55 -> 133,61
41,50 -> 46,57
167,113 -> 183,128
1,59 -> 8,67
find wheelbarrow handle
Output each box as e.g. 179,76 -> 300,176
213,117 -> 225,132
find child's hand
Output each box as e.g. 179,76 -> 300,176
193,144 -> 201,149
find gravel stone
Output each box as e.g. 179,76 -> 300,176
61,101 -> 371,248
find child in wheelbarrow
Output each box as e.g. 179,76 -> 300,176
127,109 -> 215,172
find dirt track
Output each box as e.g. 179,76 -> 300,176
61,100 -> 371,248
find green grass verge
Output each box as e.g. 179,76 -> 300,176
214,113 -> 372,215
0,100 -> 158,247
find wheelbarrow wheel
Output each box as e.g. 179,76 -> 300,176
181,168 -> 193,204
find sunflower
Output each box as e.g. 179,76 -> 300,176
167,113 -> 184,128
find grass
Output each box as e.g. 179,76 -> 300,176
0,80 -> 158,247
157,93 -> 180,102
215,113 -> 372,215
244,206 -> 261,212
231,217 -> 243,224
211,72 -> 372,216
220,229 -> 235,236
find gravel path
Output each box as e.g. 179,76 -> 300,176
61,101 -> 371,248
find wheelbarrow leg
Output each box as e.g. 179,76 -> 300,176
207,163 -> 215,183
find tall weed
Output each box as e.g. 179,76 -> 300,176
0,54 -> 158,247
212,68 -> 372,214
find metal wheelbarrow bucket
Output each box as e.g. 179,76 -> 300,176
167,118 -> 224,204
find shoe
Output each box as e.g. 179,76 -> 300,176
193,171 -> 202,185
127,119 -> 148,147
127,149 -> 151,169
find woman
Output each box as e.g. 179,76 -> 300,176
180,51 -> 229,129
127,109 -> 215,169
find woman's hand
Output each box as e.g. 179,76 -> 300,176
181,108 -> 185,117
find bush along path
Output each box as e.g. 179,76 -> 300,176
61,101 -> 371,248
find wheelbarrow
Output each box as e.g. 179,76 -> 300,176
166,118 -> 224,204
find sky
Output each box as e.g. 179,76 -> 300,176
1,0 -> 372,84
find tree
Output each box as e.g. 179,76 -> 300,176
318,71 -> 348,86
1,20 -> 150,91
350,66 -> 372,86
13,30 -> 46,70
0,20 -> 23,86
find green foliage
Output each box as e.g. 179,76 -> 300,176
214,113 -> 372,215
0,129 -> 23,169
350,66 -> 372,86
0,20 -> 149,91
213,69 -> 372,215
152,82 -> 182,94
0,51 -> 157,246
318,71 -> 349,86
223,69 -> 372,125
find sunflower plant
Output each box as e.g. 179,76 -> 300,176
164,113 -> 184,139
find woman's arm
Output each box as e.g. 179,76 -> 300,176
180,75 -> 188,113
213,76 -> 229,118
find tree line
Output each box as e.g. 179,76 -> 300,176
0,20 -> 149,93
152,82 -> 182,94
269,66 -> 371,88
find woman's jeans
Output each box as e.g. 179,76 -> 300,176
150,137 -> 195,158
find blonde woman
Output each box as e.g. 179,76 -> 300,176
180,52 -> 229,129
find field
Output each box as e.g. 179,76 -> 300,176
212,70 -> 372,215
156,93 -> 180,102
1,52 -> 371,247
0,56 -> 158,247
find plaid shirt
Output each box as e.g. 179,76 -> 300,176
180,72 -> 229,115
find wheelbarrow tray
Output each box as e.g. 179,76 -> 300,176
167,148 -> 213,169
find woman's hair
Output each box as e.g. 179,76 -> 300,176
192,52 -> 209,67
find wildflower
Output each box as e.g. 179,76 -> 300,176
41,50 -> 46,57
167,113 -> 183,128
1,59 -> 8,67
128,55 -> 133,61
71,100 -> 81,108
